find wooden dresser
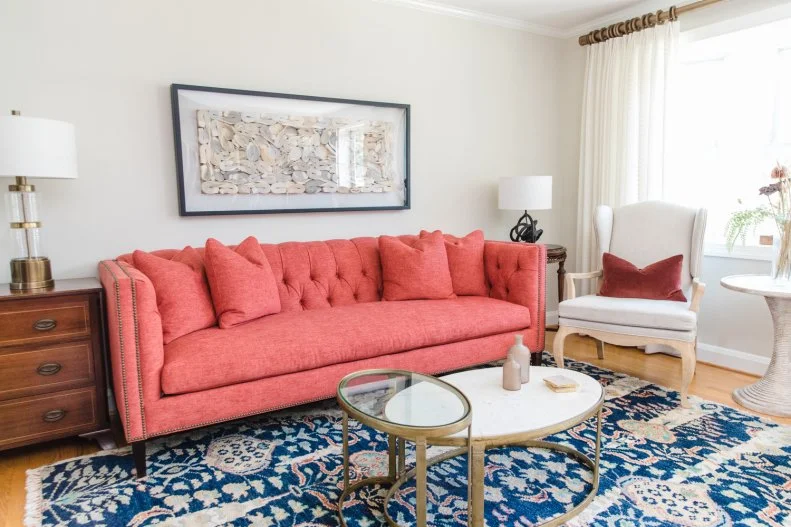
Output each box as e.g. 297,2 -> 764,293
0,278 -> 109,451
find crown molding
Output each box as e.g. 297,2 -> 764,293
372,0 -> 566,38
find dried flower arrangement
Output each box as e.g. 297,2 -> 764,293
726,163 -> 791,281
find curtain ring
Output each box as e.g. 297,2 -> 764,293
656,9 -> 665,25
669,6 -> 678,21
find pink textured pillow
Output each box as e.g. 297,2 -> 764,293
379,231 -> 455,301
204,237 -> 281,328
599,253 -> 687,302
132,247 -> 216,344
421,229 -> 487,296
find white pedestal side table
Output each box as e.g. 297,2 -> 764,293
721,274 -> 791,417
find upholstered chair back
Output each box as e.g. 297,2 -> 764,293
594,201 -> 706,295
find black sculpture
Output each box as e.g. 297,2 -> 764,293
509,211 -> 543,243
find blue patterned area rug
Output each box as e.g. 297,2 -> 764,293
25,358 -> 791,527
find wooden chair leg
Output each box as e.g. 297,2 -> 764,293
596,339 -> 605,360
132,440 -> 147,478
677,341 -> 697,408
553,326 -> 572,368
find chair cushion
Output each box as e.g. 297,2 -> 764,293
559,294 -> 696,332
162,297 -> 530,395
132,247 -> 216,344
599,253 -> 687,302
379,231 -> 455,301
421,230 -> 488,296
205,236 -> 281,328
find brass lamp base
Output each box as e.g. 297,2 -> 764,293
10,257 -> 54,291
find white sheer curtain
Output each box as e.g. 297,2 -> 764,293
576,23 -> 680,281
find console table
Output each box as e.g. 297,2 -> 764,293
721,274 -> 791,417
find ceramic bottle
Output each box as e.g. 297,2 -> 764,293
502,349 -> 522,391
508,334 -> 531,383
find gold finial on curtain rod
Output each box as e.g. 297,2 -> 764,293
578,0 -> 722,46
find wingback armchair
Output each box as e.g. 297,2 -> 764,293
553,201 -> 707,407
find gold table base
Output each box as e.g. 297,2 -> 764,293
338,409 -> 603,527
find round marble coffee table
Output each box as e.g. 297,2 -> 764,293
721,274 -> 791,417
386,367 -> 604,527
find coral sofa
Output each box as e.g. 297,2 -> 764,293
99,235 -> 546,476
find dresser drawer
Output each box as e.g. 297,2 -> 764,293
0,388 -> 98,448
0,297 -> 91,347
0,342 -> 94,401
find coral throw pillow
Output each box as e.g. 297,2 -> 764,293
132,247 -> 216,344
379,231 -> 455,301
204,236 -> 282,328
599,253 -> 687,302
420,229 -> 488,296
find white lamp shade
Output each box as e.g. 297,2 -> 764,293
498,176 -> 552,211
0,115 -> 78,179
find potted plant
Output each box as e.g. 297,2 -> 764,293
725,163 -> 791,282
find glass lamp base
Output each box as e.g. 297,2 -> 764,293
10,257 -> 54,291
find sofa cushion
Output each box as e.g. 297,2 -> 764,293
379,231 -> 455,301
162,296 -> 531,395
559,294 -> 696,331
205,237 -> 281,328
422,230 -> 488,296
132,247 -> 216,344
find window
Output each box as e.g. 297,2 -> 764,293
666,18 -> 791,254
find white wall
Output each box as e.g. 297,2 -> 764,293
0,0 -> 568,286
698,257 -> 774,361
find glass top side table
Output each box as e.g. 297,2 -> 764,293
336,369 -> 472,527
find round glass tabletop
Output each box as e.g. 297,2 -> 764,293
337,369 -> 471,431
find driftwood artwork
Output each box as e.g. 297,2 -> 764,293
196,110 -> 395,196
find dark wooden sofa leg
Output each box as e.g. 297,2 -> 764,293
132,440 -> 147,478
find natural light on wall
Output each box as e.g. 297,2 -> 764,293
667,17 -> 791,257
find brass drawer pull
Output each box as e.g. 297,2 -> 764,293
33,319 -> 58,332
37,362 -> 62,376
43,409 -> 66,423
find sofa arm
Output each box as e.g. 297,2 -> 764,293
99,259 -> 164,442
484,241 -> 547,352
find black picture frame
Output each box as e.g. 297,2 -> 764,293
170,84 -> 411,216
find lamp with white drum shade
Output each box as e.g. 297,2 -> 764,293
0,111 -> 78,290
498,175 -> 552,243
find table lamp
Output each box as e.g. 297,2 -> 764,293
0,110 -> 78,291
498,176 -> 552,243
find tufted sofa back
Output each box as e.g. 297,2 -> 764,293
261,238 -> 382,312
118,237 -> 388,313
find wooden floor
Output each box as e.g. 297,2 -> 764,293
1,333 -> 788,527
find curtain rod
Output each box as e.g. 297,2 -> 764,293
578,0 -> 723,46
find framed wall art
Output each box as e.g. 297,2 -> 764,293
170,84 -> 410,216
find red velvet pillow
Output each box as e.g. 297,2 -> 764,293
379,231 -> 455,301
420,229 -> 487,296
132,247 -> 216,344
204,236 -> 281,328
599,253 -> 687,302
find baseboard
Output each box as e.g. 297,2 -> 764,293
546,310 -> 769,376
696,342 -> 770,376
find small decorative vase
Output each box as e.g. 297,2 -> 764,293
502,351 -> 521,391
772,216 -> 791,283
508,334 -> 531,383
